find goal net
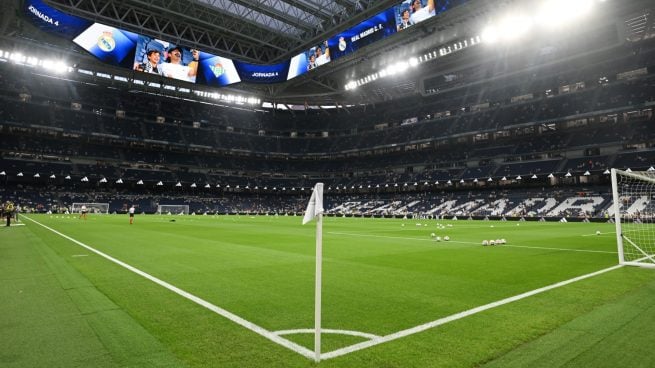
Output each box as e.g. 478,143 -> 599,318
611,169 -> 655,268
71,202 -> 109,214
157,204 -> 190,215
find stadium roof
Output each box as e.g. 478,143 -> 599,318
1,0 -> 651,106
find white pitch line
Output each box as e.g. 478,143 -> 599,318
274,328 -> 380,340
21,215 -> 315,360
327,231 -> 616,254
321,263 -> 624,360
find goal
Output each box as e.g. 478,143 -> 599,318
611,169 -> 655,268
71,202 -> 109,214
157,204 -> 190,215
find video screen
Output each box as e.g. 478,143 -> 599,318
287,40 -> 331,80
73,23 -> 138,67
197,54 -> 242,87
394,0 -> 437,30
134,36 -> 200,83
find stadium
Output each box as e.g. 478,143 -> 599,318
1,0 -> 655,366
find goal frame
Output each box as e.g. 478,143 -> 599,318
611,168 -> 655,268
71,202 -> 110,214
157,204 -> 190,215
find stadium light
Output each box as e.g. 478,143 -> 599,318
498,15 -> 533,41
481,26 -> 499,44
535,0 -> 594,28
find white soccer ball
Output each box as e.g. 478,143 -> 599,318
444,236 -> 450,241
500,238 -> 506,244
489,239 -> 496,245
430,232 -> 436,237
596,230 -> 601,235
482,240 -> 489,246
435,236 -> 442,242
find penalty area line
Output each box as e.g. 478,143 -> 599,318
21,215 -> 315,360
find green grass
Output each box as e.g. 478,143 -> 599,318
2,214 -> 655,367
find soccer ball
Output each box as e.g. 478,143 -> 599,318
596,230 -> 601,235
482,240 -> 489,246
444,236 -> 450,241
500,238 -> 506,244
435,236 -> 442,242
430,232 -> 436,237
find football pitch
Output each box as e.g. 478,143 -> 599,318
3,214 -> 655,367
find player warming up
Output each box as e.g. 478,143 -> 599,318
129,205 -> 136,224
79,205 -> 88,221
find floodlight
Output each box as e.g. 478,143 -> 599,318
497,15 -> 533,41
536,0 -> 593,27
481,26 -> 499,43
409,57 -> 419,67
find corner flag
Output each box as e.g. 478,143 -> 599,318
302,183 -> 324,224
302,183 -> 324,362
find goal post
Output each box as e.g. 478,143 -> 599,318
71,202 -> 109,214
157,204 -> 190,215
611,168 -> 655,268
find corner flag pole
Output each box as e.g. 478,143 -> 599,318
302,183 -> 324,362
314,210 -> 323,362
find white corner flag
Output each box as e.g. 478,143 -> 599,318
302,183 -> 324,362
303,183 -> 324,225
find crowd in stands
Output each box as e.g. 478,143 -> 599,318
2,33 -> 655,210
